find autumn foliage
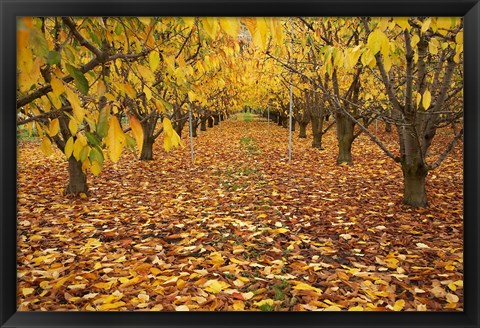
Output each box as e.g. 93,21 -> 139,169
17,115 -> 463,311
16,16 -> 463,311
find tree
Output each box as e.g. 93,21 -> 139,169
16,17 -> 183,193
359,17 -> 464,207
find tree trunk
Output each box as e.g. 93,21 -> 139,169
336,112 -> 354,164
191,121 -> 198,137
385,121 -> 392,133
401,162 -> 428,208
385,109 -> 392,133
140,137 -> 154,160
311,115 -> 325,149
213,115 -> 220,125
282,117 -> 288,128
174,121 -> 184,138
278,116 -> 284,126
291,119 -> 296,132
207,116 -> 214,128
139,119 -> 156,160
65,157 -> 87,195
299,122 -> 308,138
200,117 -> 207,131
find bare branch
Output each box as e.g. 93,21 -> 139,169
427,129 -> 463,170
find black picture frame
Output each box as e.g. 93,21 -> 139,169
1,0 -> 479,327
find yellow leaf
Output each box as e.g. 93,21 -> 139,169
48,118 -> 60,137
188,90 -> 196,102
143,85 -> 152,101
392,299 -> 405,311
436,17 -> 451,32
93,281 -> 115,290
337,271 -> 349,280
447,282 -> 457,291
241,291 -> 254,300
40,136 -> 52,156
68,283 -> 86,290
91,160 -> 101,176
54,276 -> 71,288
203,17 -> 219,40
446,293 -> 459,303
123,83 -> 136,98
69,118 -> 78,135
292,282 -> 322,294
383,54 -> 392,72
150,268 -> 161,275
73,138 -> 84,161
93,262 -> 102,270
65,88 -> 84,122
50,76 -> 65,98
97,301 -> 126,311
105,116 -> 126,163
219,18 -> 240,38
232,300 -> 245,311
416,92 -> 422,108
257,213 -> 267,219
422,90 -> 432,109
137,65 -> 155,83
64,137 -> 74,159
127,114 -> 144,156
162,118 -> 184,152
97,80 -> 107,98
444,263 -> 455,271
174,305 -> 190,311
429,40 -> 439,55
455,31 -> 463,45
47,92 -> 62,110
119,276 -> 141,287
203,279 -> 230,294
348,305 -> 364,311
253,18 -> 269,51
411,34 -> 420,48
148,51 -> 160,71
367,29 -> 388,55
22,287 -> 35,296
272,228 -> 289,234
30,234 -> 43,241
324,305 -> 342,311
254,299 -> 274,307
395,18 -> 411,31
421,18 -> 431,33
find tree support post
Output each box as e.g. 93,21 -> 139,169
188,105 -> 194,163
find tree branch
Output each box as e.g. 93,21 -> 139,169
427,129 -> 463,170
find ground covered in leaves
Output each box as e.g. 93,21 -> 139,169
17,114 -> 463,311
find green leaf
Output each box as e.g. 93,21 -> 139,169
125,134 -> 137,150
115,23 -> 123,35
65,63 -> 89,95
85,131 -> 101,147
89,146 -> 104,165
79,145 -> 90,162
47,50 -> 61,65
96,106 -> 110,138
29,28 -> 49,59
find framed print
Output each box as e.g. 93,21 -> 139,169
1,0 -> 479,327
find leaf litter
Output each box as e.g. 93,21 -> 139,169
17,116 -> 463,311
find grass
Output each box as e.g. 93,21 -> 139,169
236,112 -> 254,122
240,136 -> 260,155
259,303 -> 275,311
17,129 -> 40,141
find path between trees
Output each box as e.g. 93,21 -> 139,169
17,115 -> 463,311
